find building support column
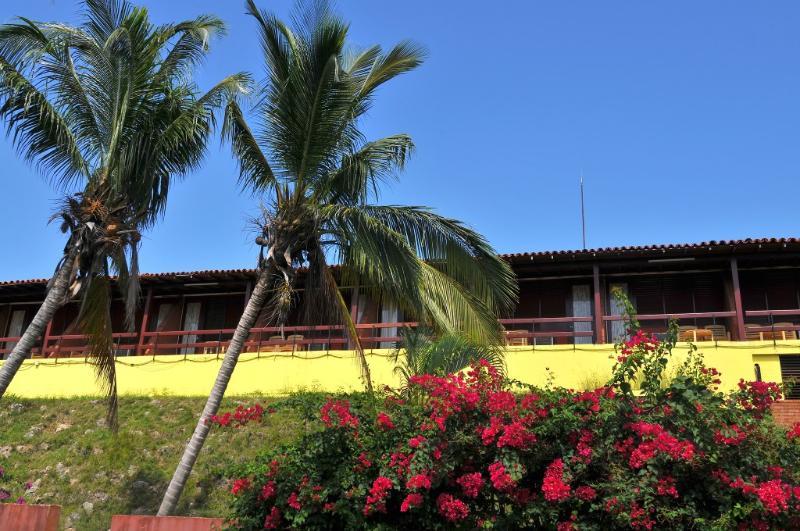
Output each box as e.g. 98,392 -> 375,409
730,258 -> 746,341
135,288 -> 153,355
593,264 -> 606,344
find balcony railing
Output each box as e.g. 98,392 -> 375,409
3,309 -> 800,359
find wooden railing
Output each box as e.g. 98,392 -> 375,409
3,309 -> 800,359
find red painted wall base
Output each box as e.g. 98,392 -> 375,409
110,515 -> 225,531
772,401 -> 800,427
0,503 -> 60,531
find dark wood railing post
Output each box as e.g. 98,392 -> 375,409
348,285 -> 359,349
135,288 -> 153,355
730,258 -> 746,341
593,264 -> 606,344
40,318 -> 53,358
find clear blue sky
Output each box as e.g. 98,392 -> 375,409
1,0 -> 799,280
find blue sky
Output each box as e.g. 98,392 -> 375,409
1,0 -> 799,280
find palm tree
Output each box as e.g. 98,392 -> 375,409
158,0 -> 518,514
392,327 -> 506,394
0,0 -> 247,426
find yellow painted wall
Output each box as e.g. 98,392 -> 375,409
3,341 -> 799,398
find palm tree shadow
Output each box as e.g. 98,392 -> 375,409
122,469 -> 169,515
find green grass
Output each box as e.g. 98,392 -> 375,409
0,395 -> 313,530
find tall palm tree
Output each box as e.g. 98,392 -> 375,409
0,0 -> 247,426
159,0 -> 518,515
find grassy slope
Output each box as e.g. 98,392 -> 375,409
0,395 -> 312,530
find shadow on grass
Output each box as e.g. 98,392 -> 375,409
122,468 -> 169,515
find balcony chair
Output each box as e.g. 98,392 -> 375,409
678,325 -> 696,342
744,324 -> 762,341
504,330 -> 529,347
773,323 -> 798,341
704,324 -> 730,341
286,334 -> 305,351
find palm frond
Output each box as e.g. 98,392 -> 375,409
315,134 -> 413,204
83,0 -> 132,43
317,257 -> 373,393
321,204 -> 423,305
153,16 -> 226,84
417,261 -> 505,345
0,57 -> 89,187
222,97 -> 277,194
77,273 -> 118,429
344,205 -> 518,316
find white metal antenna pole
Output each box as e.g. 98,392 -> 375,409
580,172 -> 587,250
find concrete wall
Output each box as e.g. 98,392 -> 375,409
2,341 -> 798,398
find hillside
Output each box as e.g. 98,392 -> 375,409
0,395 -> 316,530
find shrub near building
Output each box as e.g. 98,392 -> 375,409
223,328 -> 800,530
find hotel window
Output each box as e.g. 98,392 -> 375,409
780,355 -> 800,400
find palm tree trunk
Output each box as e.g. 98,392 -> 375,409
158,265 -> 272,516
0,248 -> 76,398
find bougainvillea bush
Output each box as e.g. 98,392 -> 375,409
223,325 -> 800,530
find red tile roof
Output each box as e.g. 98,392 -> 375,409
1,237 -> 798,287
502,237 -> 800,261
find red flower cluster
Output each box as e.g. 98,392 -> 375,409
406,473 -> 431,490
320,398 -> 359,429
714,424 -> 747,446
626,422 -> 695,469
619,330 -> 658,361
488,461 -> 515,492
755,480 -> 792,515
209,404 -> 265,427
230,478 -> 250,495
436,493 -> 469,522
789,423 -> 800,441
736,380 -> 782,415
456,472 -> 484,498
259,481 -> 276,501
408,435 -> 426,448
263,506 -> 281,529
400,493 -> 423,512
574,485 -> 597,501
363,476 -> 393,515
542,458 -> 571,502
376,412 -> 395,430
656,476 -> 679,498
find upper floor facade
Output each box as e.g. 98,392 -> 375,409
2,237 -> 800,358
